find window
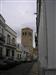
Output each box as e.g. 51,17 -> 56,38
25,32 -> 27,35
6,49 -> 10,56
24,51 -> 25,54
17,54 -> 21,59
17,54 -> 20,59
20,54 -> 21,59
0,26 -> 2,34
22,32 -> 24,35
0,47 -> 2,56
7,34 -> 10,44
22,32 -> 27,36
12,50 -> 14,56
12,38 -> 15,45
2,28 -> 4,34
17,44 -> 19,48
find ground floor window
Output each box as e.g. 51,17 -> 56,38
17,54 -> 21,59
12,50 -> 14,57
17,54 -> 19,59
20,54 -> 21,59
6,49 -> 10,56
0,47 -> 2,57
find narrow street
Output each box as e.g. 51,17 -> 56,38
0,62 -> 37,75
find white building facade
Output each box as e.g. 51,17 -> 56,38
0,14 -> 17,60
19,44 -> 29,61
16,44 -> 31,61
38,0 -> 56,75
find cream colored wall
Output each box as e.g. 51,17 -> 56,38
21,28 -> 33,47
21,28 -> 33,55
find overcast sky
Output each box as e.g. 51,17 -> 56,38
0,0 -> 36,47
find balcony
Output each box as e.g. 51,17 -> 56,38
6,42 -> 16,48
12,43 -> 16,47
0,33 -> 5,43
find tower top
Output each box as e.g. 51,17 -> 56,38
22,27 -> 33,31
21,27 -> 33,48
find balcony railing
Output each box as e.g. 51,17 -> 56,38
12,43 -> 16,46
6,42 -> 16,48
0,33 -> 5,42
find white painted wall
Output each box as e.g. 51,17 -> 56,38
54,0 -> 56,69
4,24 -> 17,59
45,0 -> 55,69
38,0 -> 56,69
18,44 -> 30,61
0,14 -> 17,60
38,0 -> 47,68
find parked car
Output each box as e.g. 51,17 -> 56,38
14,59 -> 22,65
4,57 -> 16,66
0,57 -> 7,70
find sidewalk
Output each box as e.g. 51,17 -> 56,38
29,62 -> 38,75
